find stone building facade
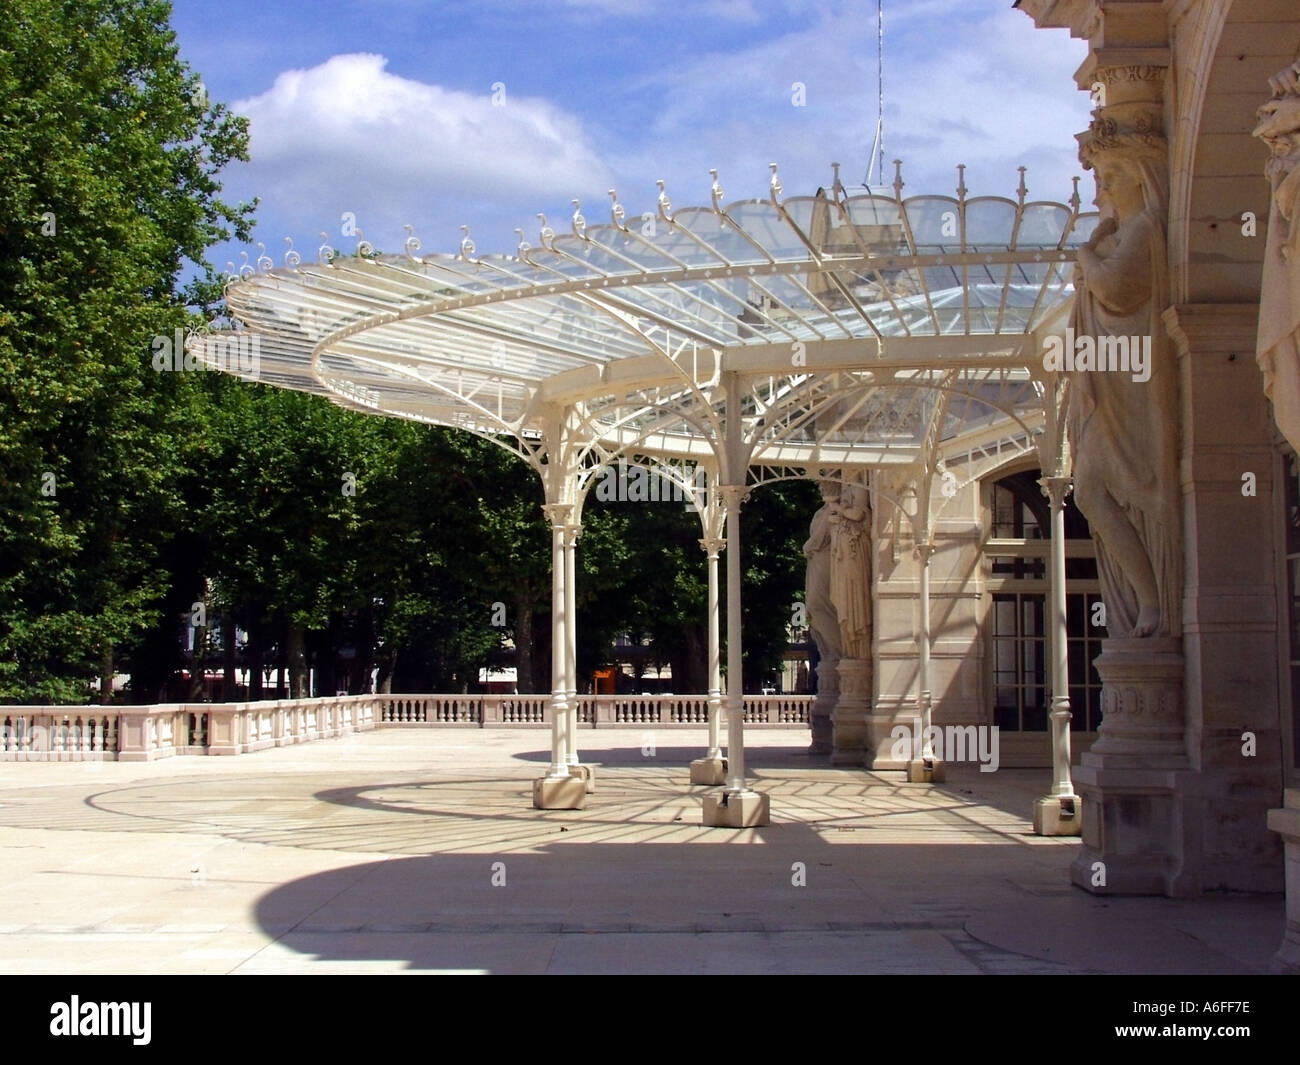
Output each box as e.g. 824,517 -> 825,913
808,0 -> 1300,969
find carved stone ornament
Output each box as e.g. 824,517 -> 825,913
1068,116 -> 1182,639
828,477 -> 872,660
804,479 -> 843,671
1099,65 -> 1165,85
1254,59 -> 1300,454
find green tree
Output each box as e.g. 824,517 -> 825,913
0,0 -> 252,701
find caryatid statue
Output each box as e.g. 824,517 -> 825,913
1254,58 -> 1300,455
829,477 -> 872,659
1068,120 -> 1181,639
803,480 -> 843,677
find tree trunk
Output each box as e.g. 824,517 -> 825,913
287,624 -> 308,699
673,624 -> 707,693
357,606 -> 375,694
248,627 -> 264,700
99,642 -> 114,705
513,595 -> 534,693
187,617 -> 207,701
276,621 -> 287,698
222,616 -> 237,702
376,648 -> 397,693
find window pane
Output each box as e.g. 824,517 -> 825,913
1068,686 -> 1087,729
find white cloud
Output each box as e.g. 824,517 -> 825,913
604,4 -> 1093,209
232,53 -> 616,247
213,7 -> 1096,264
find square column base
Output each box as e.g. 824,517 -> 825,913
569,763 -> 596,794
701,789 -> 770,828
689,757 -> 728,786
1033,794 -> 1082,836
906,758 -> 945,783
1069,764 -> 1196,896
533,775 -> 586,810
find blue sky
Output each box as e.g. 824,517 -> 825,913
169,0 -> 1094,279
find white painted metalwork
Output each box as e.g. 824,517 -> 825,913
189,162 -> 1098,812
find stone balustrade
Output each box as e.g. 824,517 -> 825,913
0,696 -> 381,761
376,693 -> 810,728
0,692 -> 808,761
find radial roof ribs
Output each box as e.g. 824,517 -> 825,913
190,163 -> 1098,472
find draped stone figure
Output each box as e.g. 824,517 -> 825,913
1068,128 -> 1181,638
803,481 -> 842,675
1254,60 -> 1300,455
829,478 -> 872,658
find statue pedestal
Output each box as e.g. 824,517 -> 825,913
831,658 -> 871,765
1070,638 -> 1196,896
808,660 -> 837,755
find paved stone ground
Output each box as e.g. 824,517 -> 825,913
0,729 -> 1284,974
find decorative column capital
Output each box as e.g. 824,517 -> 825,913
1038,473 -> 1073,507
698,536 -> 725,557
718,484 -> 749,509
913,539 -> 935,565
541,502 -> 573,528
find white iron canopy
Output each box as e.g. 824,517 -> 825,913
191,163 -> 1097,474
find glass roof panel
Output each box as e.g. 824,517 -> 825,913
962,198 -> 1020,249
203,184 -> 1093,469
904,196 -> 961,252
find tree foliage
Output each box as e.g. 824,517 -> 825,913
0,1 -> 817,705
0,0 -> 251,701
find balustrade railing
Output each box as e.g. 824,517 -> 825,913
0,711 -> 121,760
0,692 -> 808,761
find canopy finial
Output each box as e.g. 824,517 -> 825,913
830,162 -> 846,203
656,179 -> 672,221
404,224 -> 422,261
709,168 -> 724,213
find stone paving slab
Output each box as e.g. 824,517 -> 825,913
0,728 -> 1286,974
